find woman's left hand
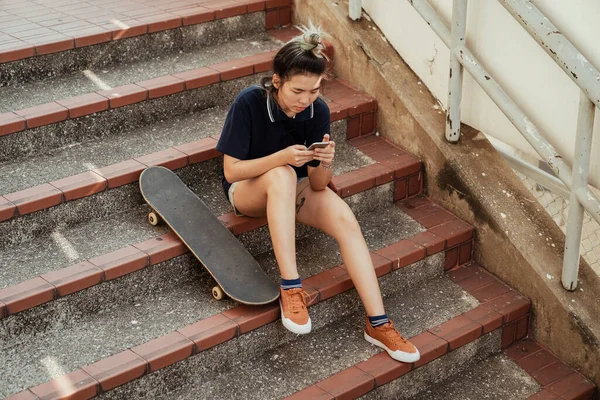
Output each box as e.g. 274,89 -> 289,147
312,134 -> 335,167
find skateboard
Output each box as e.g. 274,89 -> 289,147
139,166 -> 280,305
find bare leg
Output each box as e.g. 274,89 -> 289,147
231,166 -> 299,280
295,183 -> 421,361
295,184 -> 385,316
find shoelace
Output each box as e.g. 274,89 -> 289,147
379,323 -> 409,346
286,289 -> 307,314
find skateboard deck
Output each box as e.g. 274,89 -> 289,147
139,166 -> 280,305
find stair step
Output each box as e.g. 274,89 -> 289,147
0,103 -> 230,195
0,20 -> 284,114
294,333 -> 505,400
0,63 -> 262,163
504,339 -> 596,400
396,352 -> 536,400
356,338 -> 596,399
1,201 -> 431,398
0,0 -> 293,86
0,204 -> 169,290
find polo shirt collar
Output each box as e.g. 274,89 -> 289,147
267,91 -> 314,123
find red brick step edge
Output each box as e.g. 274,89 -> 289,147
508,339 -> 596,400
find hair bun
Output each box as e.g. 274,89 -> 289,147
302,33 -> 321,50
294,22 -> 329,59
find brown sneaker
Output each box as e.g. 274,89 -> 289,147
279,287 -> 311,334
364,318 -> 420,363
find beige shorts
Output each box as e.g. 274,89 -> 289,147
228,177 -> 310,217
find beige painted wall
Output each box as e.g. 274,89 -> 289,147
361,0 -> 600,187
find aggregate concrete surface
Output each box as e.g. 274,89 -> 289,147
0,30 -> 279,113
404,352 -> 541,400
362,331 -> 504,399
0,183 -> 145,248
0,206 -> 169,289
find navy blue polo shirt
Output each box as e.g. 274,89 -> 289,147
216,85 -> 331,196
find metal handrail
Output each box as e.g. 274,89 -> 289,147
498,0 -> 600,108
495,1 -> 600,289
347,0 -> 599,289
395,0 -> 600,290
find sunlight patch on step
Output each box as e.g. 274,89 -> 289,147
41,356 -> 74,394
83,162 -> 98,171
111,19 -> 130,40
51,231 -> 79,261
82,70 -> 111,91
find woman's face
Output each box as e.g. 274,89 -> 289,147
274,73 -> 323,115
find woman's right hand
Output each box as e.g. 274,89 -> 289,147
280,145 -> 315,167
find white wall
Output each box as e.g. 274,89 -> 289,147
361,0 -> 600,187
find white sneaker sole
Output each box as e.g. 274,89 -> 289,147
364,332 -> 421,363
280,301 -> 311,335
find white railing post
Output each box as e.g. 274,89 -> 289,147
446,0 -> 467,143
349,0 -> 362,21
562,91 -> 595,291
498,0 -> 600,109
410,0 -> 450,47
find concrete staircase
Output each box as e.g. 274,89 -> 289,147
0,1 -> 596,399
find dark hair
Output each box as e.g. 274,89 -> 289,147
261,24 -> 330,91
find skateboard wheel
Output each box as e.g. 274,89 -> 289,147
212,286 -> 224,301
148,212 -> 160,226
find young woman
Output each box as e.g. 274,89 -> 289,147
216,26 -> 420,363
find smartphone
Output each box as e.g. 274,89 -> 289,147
307,141 -> 329,150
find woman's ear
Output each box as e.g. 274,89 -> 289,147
272,74 -> 281,89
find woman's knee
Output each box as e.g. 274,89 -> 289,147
264,165 -> 297,194
264,165 -> 296,182
332,206 -> 361,235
